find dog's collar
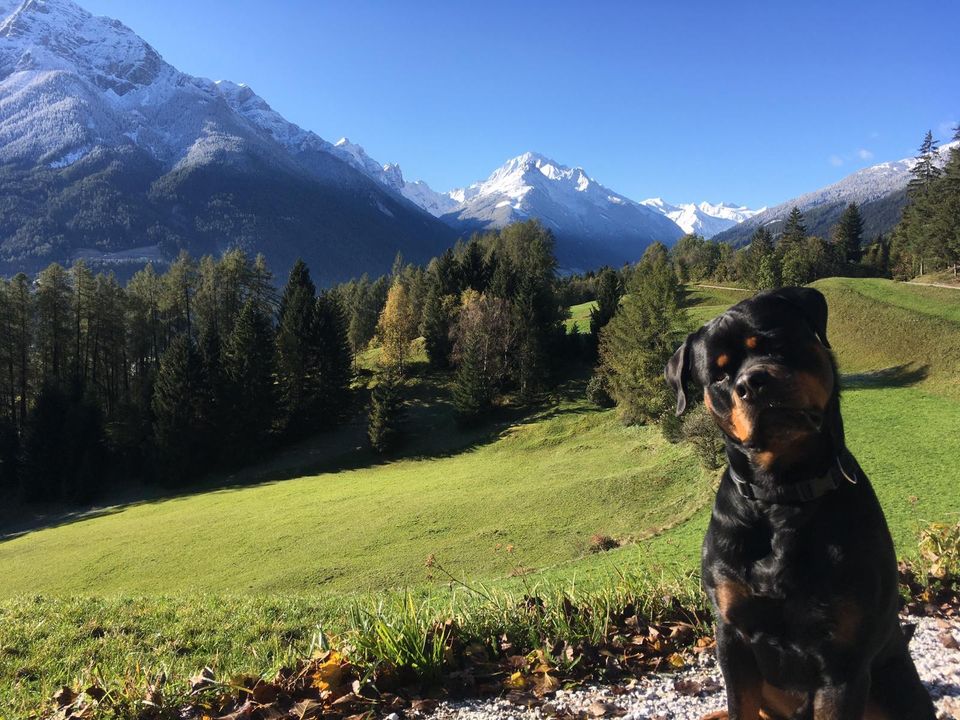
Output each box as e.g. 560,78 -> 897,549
728,452 -> 858,504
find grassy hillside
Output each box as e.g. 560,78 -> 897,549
2,277 -> 959,716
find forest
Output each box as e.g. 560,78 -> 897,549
1,127 -> 956,510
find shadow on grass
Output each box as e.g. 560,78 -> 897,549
842,363 -> 930,390
1,360 -> 598,543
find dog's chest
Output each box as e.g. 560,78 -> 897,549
710,522 -> 849,638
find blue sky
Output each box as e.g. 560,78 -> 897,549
80,0 -> 958,208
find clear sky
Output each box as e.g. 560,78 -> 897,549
79,0 -> 958,209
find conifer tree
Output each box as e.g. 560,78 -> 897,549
832,202 -> 864,265
35,263 -> 72,384
276,260 -> 318,433
421,282 -> 455,369
589,266 -> 623,338
315,291 -> 353,422
597,247 -> 686,425
152,334 -> 206,483
745,227 -> 775,288
779,207 -> 807,249
367,370 -> 403,453
223,299 -> 277,457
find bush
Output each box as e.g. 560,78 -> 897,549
585,373 -> 614,408
680,404 -> 725,470
589,533 -> 620,553
919,521 -> 960,580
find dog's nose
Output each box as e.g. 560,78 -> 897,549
735,368 -> 770,401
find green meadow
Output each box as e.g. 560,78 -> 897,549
2,278 -> 959,716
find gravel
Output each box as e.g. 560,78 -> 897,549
424,617 -> 960,720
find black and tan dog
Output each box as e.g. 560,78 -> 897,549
665,287 -> 935,719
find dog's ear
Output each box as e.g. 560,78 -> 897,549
774,287 -> 830,348
665,333 -> 695,416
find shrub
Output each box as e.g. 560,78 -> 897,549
680,404 -> 725,470
919,521 -> 960,580
589,533 -> 620,553
585,373 -> 614,408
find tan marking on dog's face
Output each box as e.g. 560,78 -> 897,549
729,394 -> 753,443
716,353 -> 729,369
794,370 -> 832,411
745,336 -> 758,349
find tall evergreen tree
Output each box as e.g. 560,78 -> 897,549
779,206 -> 807,250
367,370 -> 403,453
223,299 -> 277,458
315,291 -> 354,422
589,266 -> 623,338
598,247 -> 686,425
832,202 -> 864,265
35,263 -> 72,385
152,335 -> 207,483
420,282 -> 455,369
276,260 -> 319,433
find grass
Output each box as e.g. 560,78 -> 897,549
0,402 -> 713,597
565,300 -> 596,333
3,277 -> 960,717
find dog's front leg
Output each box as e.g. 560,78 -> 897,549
716,621 -> 763,720
811,672 -> 869,720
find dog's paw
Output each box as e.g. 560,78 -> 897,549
698,712 -> 728,720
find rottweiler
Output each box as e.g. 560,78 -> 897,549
665,287 -> 935,719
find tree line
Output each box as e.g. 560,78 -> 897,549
0,250 -> 352,505
337,221 -> 570,451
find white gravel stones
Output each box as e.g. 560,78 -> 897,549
424,617 -> 960,720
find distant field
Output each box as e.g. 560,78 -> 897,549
3,277 -> 959,715
565,299 -> 596,332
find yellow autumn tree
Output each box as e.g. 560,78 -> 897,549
376,279 -> 418,373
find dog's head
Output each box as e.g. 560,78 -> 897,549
665,287 -> 838,470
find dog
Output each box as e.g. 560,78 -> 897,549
665,287 -> 935,719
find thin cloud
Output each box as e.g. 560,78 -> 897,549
829,155 -> 844,167
857,149 -> 873,160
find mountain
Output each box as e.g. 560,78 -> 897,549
713,142 -> 959,246
433,152 -> 684,271
0,0 -> 456,283
640,198 -> 763,238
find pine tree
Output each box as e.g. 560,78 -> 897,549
745,227 -> 775,289
779,207 -> 807,250
151,334 -> 207,483
276,259 -> 318,433
589,266 -> 623,337
315,291 -> 353,422
223,299 -> 277,458
832,202 -> 864,265
367,370 -> 403,453
421,282 -> 455,368
597,248 -> 686,425
755,254 -> 781,290
35,263 -> 72,385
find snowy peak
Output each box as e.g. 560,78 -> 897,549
715,140 -> 960,245
0,0 -> 171,97
641,198 -> 764,238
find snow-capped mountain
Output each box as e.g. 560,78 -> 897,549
438,152 -> 684,270
641,199 -> 764,238
714,141 -> 959,246
0,0 -> 454,282
327,138 -> 459,217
